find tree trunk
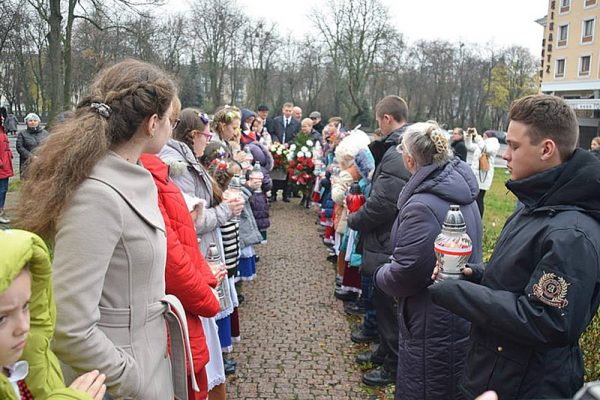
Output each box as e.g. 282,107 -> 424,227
47,0 -> 63,121
63,0 -> 77,109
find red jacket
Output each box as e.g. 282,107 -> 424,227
0,130 -> 14,180
141,154 -> 220,393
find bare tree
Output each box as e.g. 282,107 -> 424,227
312,0 -> 394,125
191,0 -> 244,109
242,20 -> 281,109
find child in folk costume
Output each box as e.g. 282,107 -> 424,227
200,143 -> 244,372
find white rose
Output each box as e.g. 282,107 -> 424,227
297,151 -> 305,158
276,150 -> 282,155
290,144 -> 297,150
305,151 -> 312,158
270,145 -> 277,152
301,146 -> 308,153
306,140 -> 314,147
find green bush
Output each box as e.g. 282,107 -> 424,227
581,314 -> 600,381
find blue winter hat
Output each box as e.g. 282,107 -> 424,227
355,148 -> 375,181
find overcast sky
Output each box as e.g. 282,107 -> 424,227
169,0 -> 548,55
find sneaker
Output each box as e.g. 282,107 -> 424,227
223,355 -> 236,375
0,213 -> 10,224
323,237 -> 334,245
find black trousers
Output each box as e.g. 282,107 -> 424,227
271,179 -> 289,200
373,285 -> 399,374
476,189 -> 487,217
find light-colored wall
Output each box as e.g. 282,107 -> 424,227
542,0 -> 600,84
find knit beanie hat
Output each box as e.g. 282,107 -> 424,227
24,113 -> 40,123
355,148 -> 375,181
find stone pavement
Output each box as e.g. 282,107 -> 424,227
226,199 -> 368,399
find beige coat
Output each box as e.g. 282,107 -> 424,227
52,152 -> 173,399
332,170 -> 353,234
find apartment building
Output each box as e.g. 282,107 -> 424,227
538,0 -> 600,148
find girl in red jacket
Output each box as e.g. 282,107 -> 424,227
141,99 -> 223,400
0,123 -> 14,224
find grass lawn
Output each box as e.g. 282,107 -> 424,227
8,178 -> 22,192
481,169 -> 516,262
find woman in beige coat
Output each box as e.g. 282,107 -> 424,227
16,59 -> 178,399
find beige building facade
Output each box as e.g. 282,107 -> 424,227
539,0 -> 600,148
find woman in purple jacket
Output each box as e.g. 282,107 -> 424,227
374,121 -> 483,400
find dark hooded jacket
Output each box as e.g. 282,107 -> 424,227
347,126 -> 411,274
249,192 -> 270,231
375,158 -> 482,400
430,149 -> 600,400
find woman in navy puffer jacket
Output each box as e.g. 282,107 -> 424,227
374,121 -> 483,400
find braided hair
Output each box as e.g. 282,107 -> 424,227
403,121 -> 452,168
16,59 -> 177,239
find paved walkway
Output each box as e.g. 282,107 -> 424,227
2,190 -> 384,397
226,200 -> 366,399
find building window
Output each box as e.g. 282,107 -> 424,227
585,0 -> 597,8
582,18 -> 595,43
555,58 -> 566,78
558,24 -> 569,46
560,0 -> 570,13
579,55 -> 591,76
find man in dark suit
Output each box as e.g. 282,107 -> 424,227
272,102 -> 300,144
270,102 -> 301,202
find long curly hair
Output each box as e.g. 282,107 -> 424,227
15,59 -> 177,240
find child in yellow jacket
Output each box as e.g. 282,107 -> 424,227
0,229 -> 105,399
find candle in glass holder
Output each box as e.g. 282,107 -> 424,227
434,205 -> 473,280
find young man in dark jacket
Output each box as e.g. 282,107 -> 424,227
347,95 -> 411,387
430,94 -> 600,399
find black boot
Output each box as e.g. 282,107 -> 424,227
344,301 -> 366,316
351,328 -> 379,344
355,350 -> 384,366
362,366 -> 394,387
